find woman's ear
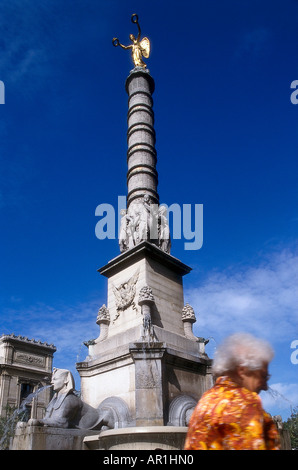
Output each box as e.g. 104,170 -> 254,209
236,365 -> 247,381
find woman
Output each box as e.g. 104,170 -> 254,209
184,333 -> 280,450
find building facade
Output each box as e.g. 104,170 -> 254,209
0,334 -> 56,419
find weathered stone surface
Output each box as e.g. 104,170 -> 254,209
11,425 -> 99,450
84,426 -> 187,451
0,334 -> 56,420
126,69 -> 158,209
97,241 -> 191,338
76,240 -> 212,431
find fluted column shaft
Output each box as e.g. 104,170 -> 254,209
125,68 -> 159,210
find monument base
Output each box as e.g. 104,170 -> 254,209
10,424 -> 100,450
77,241 -> 212,426
83,426 -> 187,450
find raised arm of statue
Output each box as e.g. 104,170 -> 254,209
112,14 -> 150,68
112,38 -> 132,50
132,13 -> 141,41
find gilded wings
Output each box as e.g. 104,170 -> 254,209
139,37 -> 150,59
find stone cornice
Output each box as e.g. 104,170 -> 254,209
98,241 -> 192,278
0,334 -> 56,351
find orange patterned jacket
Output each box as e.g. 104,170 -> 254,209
184,376 -> 280,450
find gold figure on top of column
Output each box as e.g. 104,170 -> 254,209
112,14 -> 150,68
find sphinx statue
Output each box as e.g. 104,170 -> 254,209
28,368 -> 112,430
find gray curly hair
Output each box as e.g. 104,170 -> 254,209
212,333 -> 274,377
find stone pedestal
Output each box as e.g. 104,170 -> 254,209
130,343 -> 165,427
76,242 -> 212,431
11,424 -> 100,450
99,241 -> 191,337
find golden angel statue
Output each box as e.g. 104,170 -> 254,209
112,14 -> 150,68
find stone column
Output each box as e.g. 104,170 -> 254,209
0,373 -> 11,417
125,68 -> 158,210
130,343 -> 166,426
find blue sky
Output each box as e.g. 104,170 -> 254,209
0,0 -> 297,421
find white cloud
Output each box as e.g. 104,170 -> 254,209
261,383 -> 298,416
1,298 -> 103,380
188,247 -> 298,344
0,0 -> 112,90
4,246 -> 297,356
186,246 -> 298,420
2,244 -> 297,402
0,2 -> 53,86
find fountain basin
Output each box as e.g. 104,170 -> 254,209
84,426 -> 188,450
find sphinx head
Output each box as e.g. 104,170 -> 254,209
51,368 -> 75,395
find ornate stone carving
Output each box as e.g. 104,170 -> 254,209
167,395 -> 197,427
14,352 -> 45,367
97,396 -> 133,429
157,206 -> 171,254
135,366 -> 160,389
138,285 -> 154,304
96,304 -> 110,323
181,304 -> 209,348
27,368 -> 110,430
138,285 -> 155,341
181,303 -> 196,323
181,303 -> 198,341
112,270 -> 139,322
96,304 -> 110,342
119,196 -> 171,254
119,209 -> 135,252
0,333 -> 55,348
